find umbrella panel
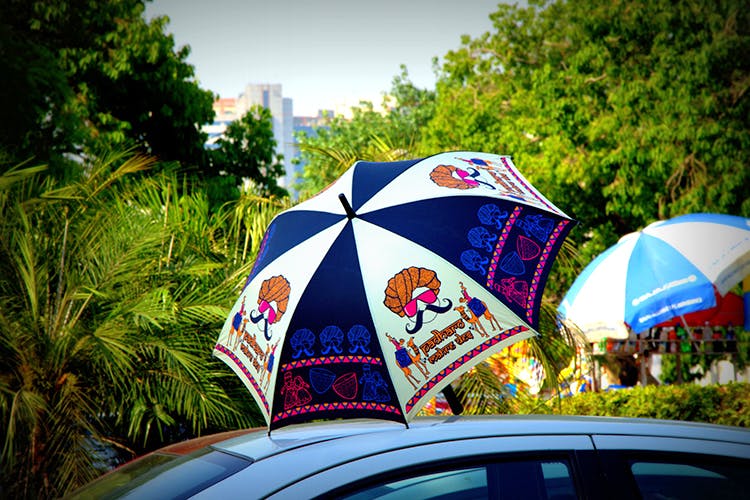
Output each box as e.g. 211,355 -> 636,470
647,214 -> 750,296
355,215 -> 549,420
270,223 -> 403,429
655,292 -> 744,328
350,158 -> 422,210
245,211 -> 343,285
363,197 -> 570,330
624,234 -> 717,331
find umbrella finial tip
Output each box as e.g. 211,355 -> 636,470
338,193 -> 357,220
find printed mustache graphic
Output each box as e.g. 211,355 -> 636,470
250,310 -> 272,340
406,299 -> 453,334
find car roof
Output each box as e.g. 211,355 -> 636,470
212,414 -> 750,463
77,415 -> 749,500
154,428 -> 263,456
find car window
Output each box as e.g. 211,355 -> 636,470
629,458 -> 750,500
540,461 -> 578,499
65,453 -> 177,499
66,448 -> 251,500
342,467 -> 487,500
338,459 -> 576,500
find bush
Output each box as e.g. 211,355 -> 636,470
542,383 -> 750,427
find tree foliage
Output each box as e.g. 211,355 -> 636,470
209,106 -> 287,198
550,382 -> 750,427
0,152 -> 279,498
424,0 -> 750,278
0,0 -> 215,175
295,66 -> 435,199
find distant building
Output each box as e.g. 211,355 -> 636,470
205,97 -> 237,149
234,84 -> 296,190
204,85 -> 333,197
293,111 -> 334,137
282,97 -> 295,189
289,110 -> 334,174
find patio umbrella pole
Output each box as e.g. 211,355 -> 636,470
679,313 -> 695,344
639,332 -> 648,386
675,313 -> 694,385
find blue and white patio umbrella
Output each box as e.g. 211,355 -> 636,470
214,151 -> 573,430
558,213 -> 750,342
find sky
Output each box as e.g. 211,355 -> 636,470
143,0 -> 509,116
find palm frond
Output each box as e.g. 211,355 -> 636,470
0,148 -> 352,495
0,162 -> 48,191
456,361 -> 513,415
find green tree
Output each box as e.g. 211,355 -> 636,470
0,152 -> 275,498
424,0 -> 750,284
295,67 -> 435,200
0,0 -> 214,175
209,106 -> 288,198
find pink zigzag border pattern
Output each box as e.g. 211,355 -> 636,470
500,157 -> 556,212
486,205 -> 522,289
524,219 -> 571,323
215,344 -> 269,413
281,355 -> 383,372
272,401 -> 402,422
404,326 -> 528,414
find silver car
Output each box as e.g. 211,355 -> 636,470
68,415 -> 750,499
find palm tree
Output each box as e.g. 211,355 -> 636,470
455,287 -> 589,416
297,133 -> 411,202
0,151 -> 277,497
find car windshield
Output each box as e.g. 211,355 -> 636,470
66,448 -> 251,500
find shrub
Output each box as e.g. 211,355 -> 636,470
542,383 -> 750,427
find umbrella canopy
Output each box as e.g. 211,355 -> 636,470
558,213 -> 750,342
654,291 -> 744,328
214,151 -> 573,430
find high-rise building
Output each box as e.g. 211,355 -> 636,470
205,84 -> 332,198
290,110 -> 333,166
236,84 -> 296,190
282,97 -> 295,189
205,97 -> 237,150
205,84 -> 295,191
